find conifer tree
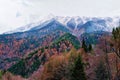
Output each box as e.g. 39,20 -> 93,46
112,27 -> 120,58
88,44 -> 92,52
82,38 -> 88,52
112,26 -> 120,79
95,61 -> 109,80
70,54 -> 86,80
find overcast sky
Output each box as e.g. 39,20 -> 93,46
0,0 -> 120,33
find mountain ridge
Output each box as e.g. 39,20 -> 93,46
5,16 -> 120,36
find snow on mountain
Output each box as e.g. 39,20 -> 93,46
5,15 -> 120,35
5,14 -> 55,34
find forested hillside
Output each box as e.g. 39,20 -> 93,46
0,18 -> 120,80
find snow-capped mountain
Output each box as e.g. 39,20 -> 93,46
5,16 -> 120,36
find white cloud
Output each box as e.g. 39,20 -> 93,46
0,0 -> 120,33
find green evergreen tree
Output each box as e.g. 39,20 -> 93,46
112,27 -> 120,40
112,27 -> 120,58
88,44 -> 92,52
70,54 -> 86,80
82,38 -> 88,52
95,61 -> 109,80
112,26 -> 120,79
